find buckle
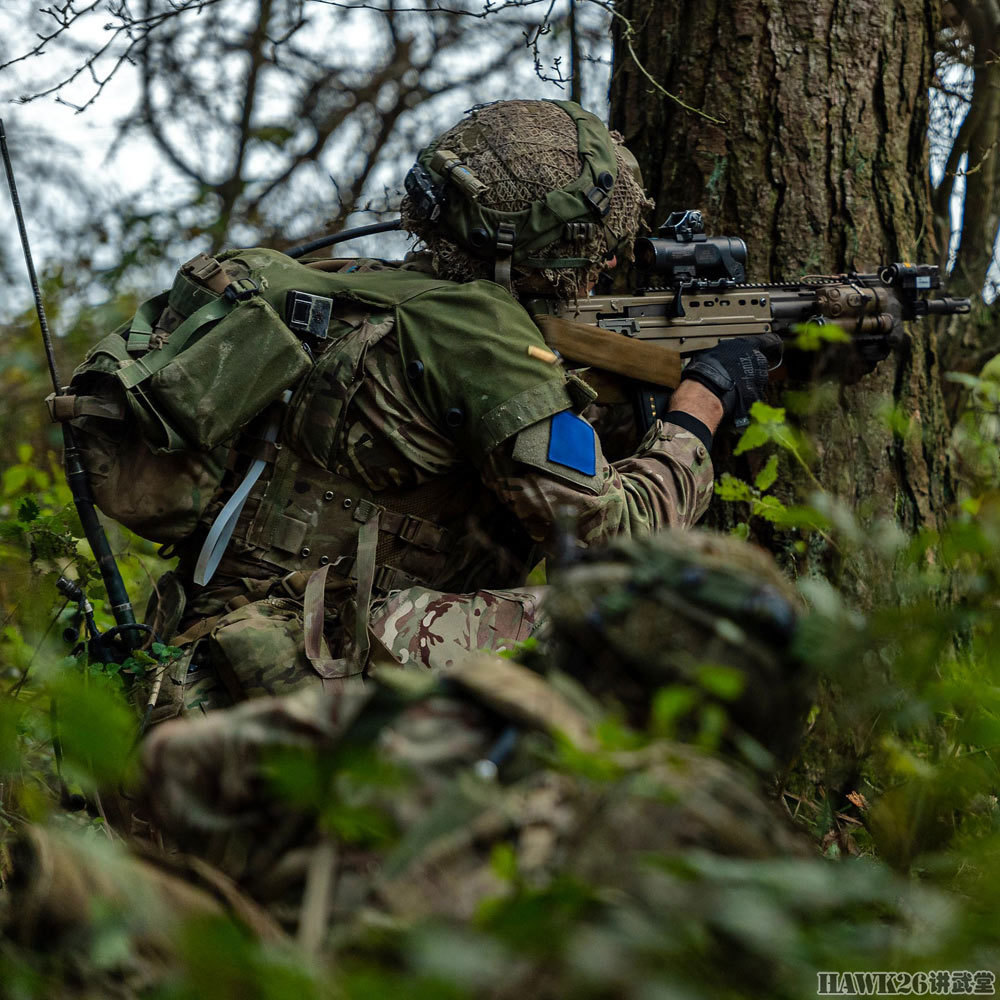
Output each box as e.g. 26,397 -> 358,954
277,570 -> 309,598
584,185 -> 612,217
330,555 -> 355,578
564,222 -> 598,242
352,499 -> 381,524
373,565 -> 398,593
397,516 -> 421,546
181,252 -> 223,283
397,516 -> 448,552
223,277 -> 260,303
496,224 -> 516,256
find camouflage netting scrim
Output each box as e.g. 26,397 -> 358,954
545,530 -> 813,763
401,100 -> 653,299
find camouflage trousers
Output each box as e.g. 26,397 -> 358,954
150,583 -> 548,722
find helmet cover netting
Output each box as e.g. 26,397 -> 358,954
401,100 -> 653,299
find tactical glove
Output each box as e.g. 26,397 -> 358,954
682,333 -> 782,427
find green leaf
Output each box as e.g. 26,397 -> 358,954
17,497 -> 40,523
695,663 -> 747,701
881,403 -> 912,438
756,502 -> 831,531
3,465 -> 29,496
754,454 -> 779,492
715,472 -> 755,502
696,703 -> 728,750
733,423 -> 770,455
490,842 -> 518,883
151,641 -> 183,661
650,686 -> 698,737
49,674 -> 136,789
792,321 -> 850,350
0,521 -> 25,541
748,401 -> 786,425
944,371 -> 982,389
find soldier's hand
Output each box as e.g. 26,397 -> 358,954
681,334 -> 781,427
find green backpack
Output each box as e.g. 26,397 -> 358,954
57,248 -> 577,544
57,252 -> 313,542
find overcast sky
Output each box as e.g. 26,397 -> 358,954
0,1 -> 614,287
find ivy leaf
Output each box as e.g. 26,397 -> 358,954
754,454 -> 779,492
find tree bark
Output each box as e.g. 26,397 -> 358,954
610,0 -> 955,584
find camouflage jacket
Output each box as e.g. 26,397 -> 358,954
168,253 -> 715,612
136,651 -> 810,936
65,251 -> 713,714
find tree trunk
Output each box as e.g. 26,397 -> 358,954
610,0 -> 954,587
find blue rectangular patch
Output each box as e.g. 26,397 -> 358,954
547,410 -> 597,476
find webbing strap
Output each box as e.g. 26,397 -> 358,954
126,293 -> 171,354
303,563 -> 352,679
493,224 -> 516,293
128,296 -> 163,337
354,510 -> 380,670
170,613 -> 224,648
115,296 -> 231,391
46,392 -> 126,423
379,510 -> 451,553
301,506 -> 380,680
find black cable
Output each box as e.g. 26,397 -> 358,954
285,219 -> 403,259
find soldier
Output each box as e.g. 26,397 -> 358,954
129,530 -> 811,934
58,99 -> 777,719
1,531 -> 815,989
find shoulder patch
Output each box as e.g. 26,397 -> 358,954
511,411 -> 602,494
547,410 -> 597,476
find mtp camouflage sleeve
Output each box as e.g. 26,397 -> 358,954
482,417 -> 715,551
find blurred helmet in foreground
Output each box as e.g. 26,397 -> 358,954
545,531 -> 811,764
402,99 -> 652,298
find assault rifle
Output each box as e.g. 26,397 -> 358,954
527,210 -> 971,431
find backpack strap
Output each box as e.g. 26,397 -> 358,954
115,295 -> 233,392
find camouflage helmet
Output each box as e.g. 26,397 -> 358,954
401,100 -> 653,298
545,530 -> 811,764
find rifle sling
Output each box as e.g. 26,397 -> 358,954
532,314 -> 682,389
